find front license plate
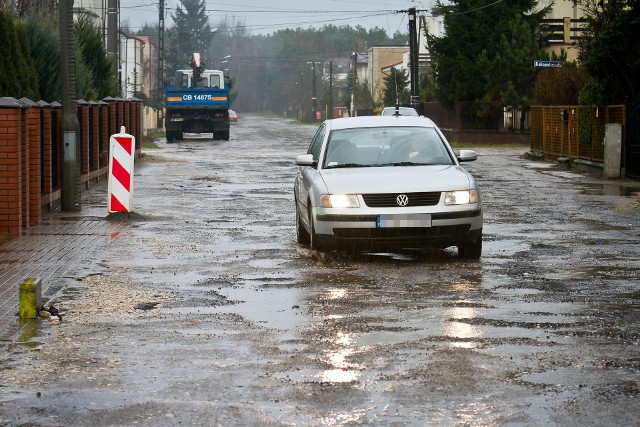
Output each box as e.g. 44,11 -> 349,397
377,214 -> 432,228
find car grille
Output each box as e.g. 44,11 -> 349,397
333,225 -> 470,239
362,192 -> 441,207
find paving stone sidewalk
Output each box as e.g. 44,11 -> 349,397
0,184 -> 123,340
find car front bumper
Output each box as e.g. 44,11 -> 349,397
313,207 -> 482,250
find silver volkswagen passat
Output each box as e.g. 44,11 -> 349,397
294,116 -> 483,258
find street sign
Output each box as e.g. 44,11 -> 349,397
534,60 -> 562,68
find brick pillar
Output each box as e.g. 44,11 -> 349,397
20,105 -> 29,228
20,98 -> 42,227
38,101 -> 53,202
102,97 -> 116,137
0,98 -> 24,235
98,101 -> 108,168
123,99 -> 131,135
116,98 -> 123,133
133,99 -> 141,152
51,102 -> 62,194
77,100 -> 89,177
90,101 -> 99,173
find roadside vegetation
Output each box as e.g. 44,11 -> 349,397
0,8 -> 119,102
141,130 -> 164,151
1,0 -> 637,125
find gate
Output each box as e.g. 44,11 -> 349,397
626,95 -> 640,178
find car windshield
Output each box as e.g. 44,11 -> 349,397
323,126 -> 454,169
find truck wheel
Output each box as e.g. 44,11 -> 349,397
166,131 -> 175,142
176,131 -> 183,141
221,130 -> 230,141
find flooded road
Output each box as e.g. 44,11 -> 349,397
1,115 -> 639,426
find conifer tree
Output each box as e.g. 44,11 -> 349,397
428,0 -> 549,119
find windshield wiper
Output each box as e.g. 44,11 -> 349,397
376,162 -> 427,167
325,163 -> 374,169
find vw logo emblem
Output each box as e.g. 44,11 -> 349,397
396,194 -> 409,206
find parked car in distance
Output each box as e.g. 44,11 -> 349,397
381,106 -> 419,117
229,109 -> 238,123
294,116 -> 483,258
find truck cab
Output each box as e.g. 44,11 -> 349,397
173,69 -> 226,89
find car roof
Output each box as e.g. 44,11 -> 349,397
325,115 -> 437,130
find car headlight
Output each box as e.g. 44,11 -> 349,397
320,194 -> 360,208
444,190 -> 478,205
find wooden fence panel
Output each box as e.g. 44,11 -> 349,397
532,105 -> 626,166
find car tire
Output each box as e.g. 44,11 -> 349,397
296,201 -> 310,245
308,203 -> 327,252
221,130 -> 230,141
458,239 -> 482,260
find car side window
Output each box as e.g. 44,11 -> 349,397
307,125 -> 325,165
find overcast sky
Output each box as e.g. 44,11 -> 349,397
120,0 -> 435,36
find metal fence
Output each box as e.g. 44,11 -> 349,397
422,102 -> 504,131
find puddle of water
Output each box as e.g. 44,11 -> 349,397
165,286 -> 312,334
521,367 -> 640,387
274,367 -> 370,385
248,258 -> 286,269
524,162 -> 556,169
580,182 -> 640,197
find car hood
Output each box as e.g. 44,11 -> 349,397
319,165 -> 473,194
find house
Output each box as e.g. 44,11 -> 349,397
366,46 -> 409,105
537,0 -> 588,61
137,35 -> 160,100
119,31 -> 145,98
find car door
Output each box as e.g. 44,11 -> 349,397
296,124 -> 326,223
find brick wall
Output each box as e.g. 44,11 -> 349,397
0,98 -> 23,234
0,97 -> 142,237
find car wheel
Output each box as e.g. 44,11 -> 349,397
296,201 -> 310,245
458,239 -> 482,260
221,130 -> 230,141
308,203 -> 327,252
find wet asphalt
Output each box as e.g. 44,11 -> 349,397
1,115 -> 639,426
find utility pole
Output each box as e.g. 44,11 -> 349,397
351,50 -> 358,117
408,7 -> 420,108
329,60 -> 333,119
307,61 -> 319,122
158,0 -> 165,129
312,62 -> 317,122
107,0 -> 118,79
59,0 -> 81,211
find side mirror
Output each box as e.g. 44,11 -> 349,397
457,149 -> 477,162
295,154 -> 315,166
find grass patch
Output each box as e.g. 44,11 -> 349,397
141,130 -> 164,150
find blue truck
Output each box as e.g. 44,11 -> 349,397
165,54 -> 231,141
